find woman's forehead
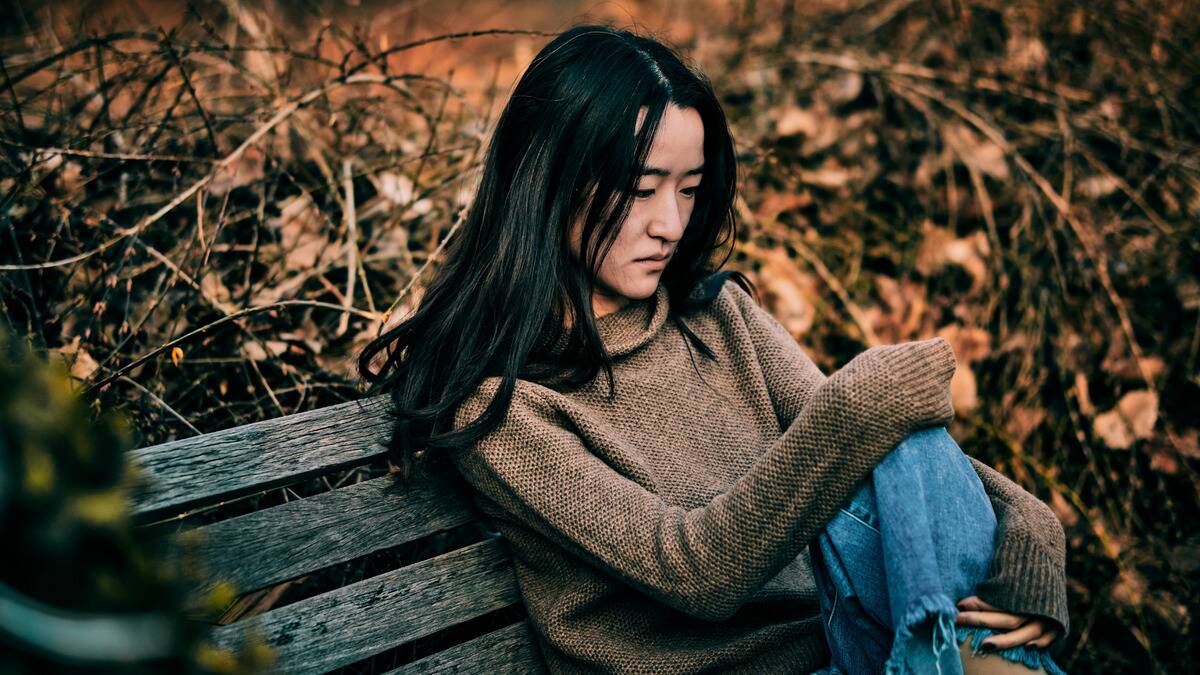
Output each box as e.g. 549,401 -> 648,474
637,105 -> 705,176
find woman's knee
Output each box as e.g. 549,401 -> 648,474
893,425 -> 960,459
881,426 -> 982,493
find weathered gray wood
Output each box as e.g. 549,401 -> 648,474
130,393 -> 547,669
127,394 -> 393,520
211,537 -> 521,674
182,472 -> 480,594
387,620 -> 546,674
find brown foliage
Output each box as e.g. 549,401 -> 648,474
1,1 -> 1197,671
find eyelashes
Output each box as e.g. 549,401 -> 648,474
632,187 -> 699,199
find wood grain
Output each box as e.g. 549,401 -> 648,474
127,394 -> 393,521
211,537 -> 522,674
387,619 -> 546,674
181,471 -> 480,594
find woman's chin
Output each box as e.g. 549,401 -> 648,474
615,277 -> 660,300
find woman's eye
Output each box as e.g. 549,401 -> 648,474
632,187 -> 698,199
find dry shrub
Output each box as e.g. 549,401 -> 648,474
1,0 -> 1196,672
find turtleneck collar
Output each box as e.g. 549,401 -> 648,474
546,283 -> 671,359
596,282 -> 671,357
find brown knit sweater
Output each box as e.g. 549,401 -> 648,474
449,278 -> 1069,674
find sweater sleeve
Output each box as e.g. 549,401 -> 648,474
966,456 -> 1071,647
450,336 -> 957,623
723,280 -> 1070,643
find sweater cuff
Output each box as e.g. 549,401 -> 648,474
874,337 -> 958,429
973,523 -> 1072,651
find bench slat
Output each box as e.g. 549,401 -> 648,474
184,472 -> 480,593
211,537 -> 520,674
387,620 -> 546,674
127,394 -> 393,520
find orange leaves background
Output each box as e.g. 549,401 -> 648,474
2,1 -> 1197,671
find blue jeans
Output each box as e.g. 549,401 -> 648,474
809,427 -> 1067,675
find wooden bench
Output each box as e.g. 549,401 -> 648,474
128,394 -> 547,674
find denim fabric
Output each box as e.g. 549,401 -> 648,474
809,427 -> 1067,675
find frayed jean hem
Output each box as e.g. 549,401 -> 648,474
956,625 -> 1067,675
811,426 -> 1069,675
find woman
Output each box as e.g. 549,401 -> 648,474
358,24 -> 1069,674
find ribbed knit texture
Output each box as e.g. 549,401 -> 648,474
449,279 -> 1069,674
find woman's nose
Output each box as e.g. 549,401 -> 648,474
649,194 -> 686,240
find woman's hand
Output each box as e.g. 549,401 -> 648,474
955,595 -> 1059,650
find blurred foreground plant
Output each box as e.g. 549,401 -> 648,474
0,0 -> 1196,670
0,324 -> 273,674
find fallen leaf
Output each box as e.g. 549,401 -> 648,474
1049,490 -> 1079,527
1137,356 -> 1166,382
1007,404 -> 1046,443
951,364 -> 979,413
1109,568 -> 1147,607
1176,429 -> 1199,460
242,341 -> 268,362
240,340 -> 288,362
818,71 -> 863,105
942,121 -> 1009,181
200,271 -> 234,308
1100,340 -> 1165,383
915,220 -> 989,293
1005,33 -> 1048,73
1178,278 -> 1200,310
279,321 -> 323,355
755,189 -> 813,223
55,160 -> 86,200
799,158 -> 857,189
209,145 -> 266,196
771,104 -> 868,155
1098,94 -> 1122,121
871,276 -> 930,343
1117,390 -> 1159,439
774,105 -> 819,138
937,324 -> 991,363
71,348 -> 99,380
1150,450 -> 1178,474
51,336 -> 99,380
1094,409 -> 1134,449
404,198 -> 433,218
268,194 -> 337,273
1077,174 -> 1121,198
758,249 -> 818,337
376,171 -> 415,205
1146,590 -> 1190,633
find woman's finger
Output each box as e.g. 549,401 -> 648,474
956,595 -> 1000,612
1026,627 -> 1059,649
954,610 -> 1027,631
980,620 -> 1048,650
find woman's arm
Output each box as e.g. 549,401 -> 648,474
450,336 -> 957,623
966,456 -> 1071,647
723,280 -> 1070,644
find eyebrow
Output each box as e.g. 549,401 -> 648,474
637,164 -> 705,178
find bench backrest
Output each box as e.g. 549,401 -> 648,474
127,394 -> 545,674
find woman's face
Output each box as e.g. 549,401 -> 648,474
570,104 -> 705,318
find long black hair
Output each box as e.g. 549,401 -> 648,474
357,24 -> 756,480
